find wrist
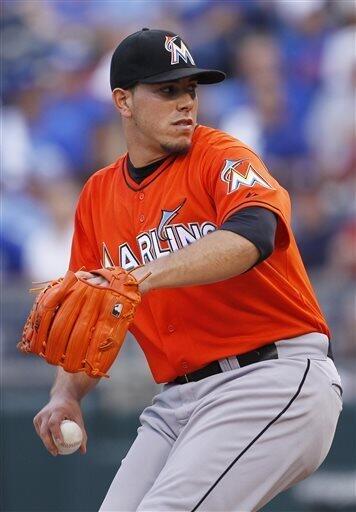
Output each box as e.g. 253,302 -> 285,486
131,264 -> 155,294
52,367 -> 98,402
50,388 -> 80,404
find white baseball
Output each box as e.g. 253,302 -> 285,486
53,420 -> 83,455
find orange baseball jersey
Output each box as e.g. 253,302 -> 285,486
70,125 -> 330,383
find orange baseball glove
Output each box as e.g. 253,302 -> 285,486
18,267 -> 142,378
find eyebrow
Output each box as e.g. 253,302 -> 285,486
156,81 -> 198,87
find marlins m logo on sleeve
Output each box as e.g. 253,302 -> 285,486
220,159 -> 273,194
165,36 -> 195,65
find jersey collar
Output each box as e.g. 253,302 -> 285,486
123,153 -> 177,191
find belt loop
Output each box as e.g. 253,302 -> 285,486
218,358 -> 232,372
228,356 -> 240,370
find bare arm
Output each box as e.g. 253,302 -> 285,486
33,367 -> 99,456
83,230 -> 259,292
50,367 -> 99,402
133,230 -> 259,293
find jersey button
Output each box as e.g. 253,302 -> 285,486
168,324 -> 175,333
182,361 -> 189,371
139,214 -> 145,223
139,192 -> 145,200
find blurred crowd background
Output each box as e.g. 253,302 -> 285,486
1,1 -> 355,511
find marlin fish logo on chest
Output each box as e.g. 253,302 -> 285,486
157,200 -> 186,241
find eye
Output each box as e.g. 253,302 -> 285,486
159,85 -> 176,95
157,83 -> 197,98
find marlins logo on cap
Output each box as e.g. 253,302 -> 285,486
165,36 -> 195,66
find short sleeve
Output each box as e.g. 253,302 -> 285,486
204,146 -> 291,250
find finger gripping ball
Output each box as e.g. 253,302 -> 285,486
53,420 -> 83,455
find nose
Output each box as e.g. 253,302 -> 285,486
177,90 -> 195,112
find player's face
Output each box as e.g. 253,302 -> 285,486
129,78 -> 198,155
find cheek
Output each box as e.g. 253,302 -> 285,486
192,98 -> 198,119
134,101 -> 168,132
131,112 -> 148,135
149,107 -> 175,137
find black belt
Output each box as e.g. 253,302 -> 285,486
173,343 -> 279,384
173,339 -> 334,385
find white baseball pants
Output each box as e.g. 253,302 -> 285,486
99,333 -> 342,512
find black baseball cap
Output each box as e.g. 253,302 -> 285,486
110,28 -> 226,90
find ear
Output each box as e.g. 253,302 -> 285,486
112,88 -> 133,118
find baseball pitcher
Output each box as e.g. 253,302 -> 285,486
20,29 -> 342,512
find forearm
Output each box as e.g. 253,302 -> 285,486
134,230 -> 259,292
50,367 -> 99,402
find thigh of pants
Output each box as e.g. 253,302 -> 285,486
99,379 -> 181,512
137,358 -> 342,512
99,424 -> 173,511
101,358 -> 342,512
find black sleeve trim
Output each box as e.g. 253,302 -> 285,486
219,206 -> 277,264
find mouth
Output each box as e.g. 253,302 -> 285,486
173,119 -> 194,127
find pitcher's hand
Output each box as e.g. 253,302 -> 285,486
33,396 -> 87,456
76,270 -> 108,287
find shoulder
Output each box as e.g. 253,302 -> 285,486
192,125 -> 255,157
190,125 -> 268,179
80,155 -> 125,197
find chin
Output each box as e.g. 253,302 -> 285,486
160,137 -> 192,156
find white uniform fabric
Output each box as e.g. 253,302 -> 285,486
100,333 -> 342,512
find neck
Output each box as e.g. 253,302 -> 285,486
127,144 -> 168,167
125,124 -> 168,167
